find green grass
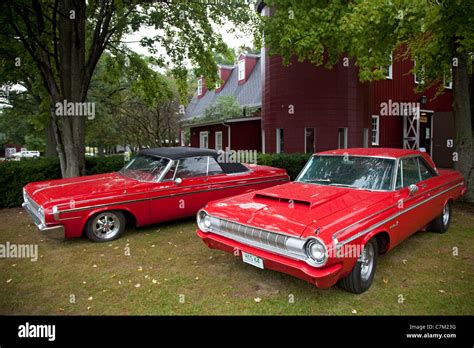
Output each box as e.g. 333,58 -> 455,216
0,203 -> 473,315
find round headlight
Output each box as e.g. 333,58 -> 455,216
306,239 -> 327,265
197,210 -> 211,232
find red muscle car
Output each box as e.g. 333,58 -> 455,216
197,148 -> 466,293
22,147 -> 289,242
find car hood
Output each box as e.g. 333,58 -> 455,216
25,172 -> 147,207
207,182 -> 392,238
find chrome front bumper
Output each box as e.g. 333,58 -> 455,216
22,193 -> 60,231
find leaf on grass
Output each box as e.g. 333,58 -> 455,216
6,279 -> 12,283
351,309 -> 357,314
438,289 -> 446,293
92,264 -> 97,268
383,278 -> 389,284
254,297 -> 262,303
135,283 -> 141,288
88,296 -> 93,301
402,259 -> 408,264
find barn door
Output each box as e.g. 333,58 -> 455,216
403,109 -> 420,150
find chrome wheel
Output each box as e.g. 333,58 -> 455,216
360,243 -> 375,282
442,204 -> 450,227
92,212 -> 121,240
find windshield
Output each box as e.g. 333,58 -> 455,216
296,155 -> 395,191
119,154 -> 170,182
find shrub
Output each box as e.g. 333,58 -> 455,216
0,155 -> 126,208
257,152 -> 311,180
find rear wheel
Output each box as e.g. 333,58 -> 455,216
338,237 -> 378,294
430,201 -> 451,233
85,211 -> 125,242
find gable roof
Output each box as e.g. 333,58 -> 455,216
184,57 -> 262,120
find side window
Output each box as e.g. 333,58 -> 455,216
175,157 -> 208,178
208,157 -> 224,176
162,161 -> 178,181
395,161 -> 403,190
402,157 -> 420,187
419,158 -> 435,181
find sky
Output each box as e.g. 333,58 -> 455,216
123,22 -> 255,68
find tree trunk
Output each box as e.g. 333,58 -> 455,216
452,51 -> 473,202
44,118 -> 58,158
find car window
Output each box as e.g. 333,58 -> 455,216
208,157 -> 224,176
402,157 -> 420,187
175,156 -> 208,178
395,161 -> 403,190
419,158 -> 435,181
161,161 -> 178,181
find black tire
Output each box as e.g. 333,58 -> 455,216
85,210 -> 126,242
338,237 -> 378,294
429,201 -> 451,233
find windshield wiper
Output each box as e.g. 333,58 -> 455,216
303,178 -> 332,183
329,183 -> 354,188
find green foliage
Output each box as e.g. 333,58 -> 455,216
257,152 -> 311,180
260,0 -> 474,88
0,156 -> 126,208
202,96 -> 242,121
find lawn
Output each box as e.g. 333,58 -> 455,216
0,203 -> 473,315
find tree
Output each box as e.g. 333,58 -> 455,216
259,0 -> 474,201
1,0 -> 255,177
202,96 -> 242,121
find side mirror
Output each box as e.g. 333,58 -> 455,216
408,184 -> 419,196
174,177 -> 182,185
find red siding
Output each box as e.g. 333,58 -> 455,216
190,119 -> 261,151
262,52 -> 370,153
370,55 -> 452,148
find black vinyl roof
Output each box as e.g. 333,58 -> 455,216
139,147 -> 218,160
137,147 -> 249,174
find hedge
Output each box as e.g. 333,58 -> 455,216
0,156 -> 125,208
0,152 -> 311,208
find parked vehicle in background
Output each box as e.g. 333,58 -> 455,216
197,148 -> 466,293
11,150 -> 40,159
22,147 -> 289,242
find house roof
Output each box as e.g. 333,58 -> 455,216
184,57 -> 262,120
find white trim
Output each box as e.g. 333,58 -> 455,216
385,53 -> 393,79
444,69 -> 452,89
414,60 -> 424,85
338,127 -> 348,149
371,115 -> 380,146
215,131 -> 223,151
199,131 -> 209,149
238,59 -> 245,81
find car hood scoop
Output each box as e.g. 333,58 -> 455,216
253,189 -> 348,210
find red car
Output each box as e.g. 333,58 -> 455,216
22,147 -> 289,242
197,148 -> 466,293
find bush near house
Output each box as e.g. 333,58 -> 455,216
0,156 -> 125,208
0,152 -> 311,208
257,152 -> 311,180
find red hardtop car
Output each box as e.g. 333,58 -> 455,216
197,148 -> 466,293
22,147 -> 289,242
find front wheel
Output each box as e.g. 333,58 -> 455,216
338,237 -> 378,294
429,201 -> 451,233
85,211 -> 125,242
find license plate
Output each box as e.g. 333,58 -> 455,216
242,251 -> 264,269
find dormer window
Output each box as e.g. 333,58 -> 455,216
197,78 -> 203,96
238,59 -> 245,81
215,69 -> 221,89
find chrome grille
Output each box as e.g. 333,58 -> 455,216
207,216 -> 308,262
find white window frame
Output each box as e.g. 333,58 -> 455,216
199,131 -> 209,149
238,59 -> 245,81
444,69 -> 452,89
215,131 -> 223,151
215,69 -> 221,89
338,127 -> 348,149
197,78 -> 203,96
381,53 -> 393,79
371,115 -> 380,146
276,128 -> 284,153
